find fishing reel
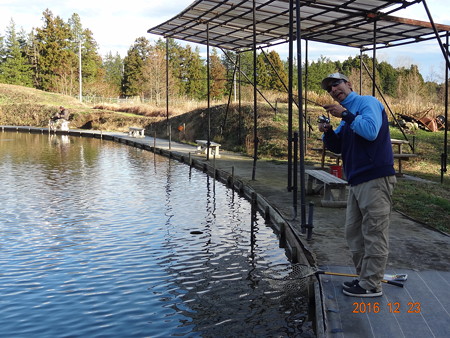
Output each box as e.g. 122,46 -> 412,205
317,115 -> 330,124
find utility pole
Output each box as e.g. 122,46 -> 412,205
79,40 -> 82,102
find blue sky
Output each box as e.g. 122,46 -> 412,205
0,0 -> 448,81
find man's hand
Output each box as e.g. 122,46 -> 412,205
323,104 -> 346,118
318,122 -> 332,133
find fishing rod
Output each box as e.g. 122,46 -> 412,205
303,97 -> 331,125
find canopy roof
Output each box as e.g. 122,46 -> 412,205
148,0 -> 450,52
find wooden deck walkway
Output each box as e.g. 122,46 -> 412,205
316,265 -> 450,337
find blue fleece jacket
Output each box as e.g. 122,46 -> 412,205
323,91 -> 395,185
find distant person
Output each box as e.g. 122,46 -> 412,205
318,73 -> 396,298
58,106 -> 70,120
52,106 -> 69,122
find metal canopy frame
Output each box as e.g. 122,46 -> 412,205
149,0 -> 449,231
148,0 -> 450,52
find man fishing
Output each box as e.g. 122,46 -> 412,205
318,72 -> 397,297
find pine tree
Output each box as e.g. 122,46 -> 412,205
122,37 -> 151,97
34,9 -> 76,93
0,19 -> 33,86
238,50 -> 255,85
103,51 -> 123,95
184,46 -> 205,100
67,13 -> 103,97
267,50 -> 287,92
256,52 -> 270,89
0,33 -> 4,63
304,56 -> 337,92
221,50 -> 238,97
25,30 -> 40,87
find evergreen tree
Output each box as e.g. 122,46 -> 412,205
267,50 -> 287,91
34,9 -> 76,93
305,56 -> 337,92
122,37 -> 151,97
256,52 -> 270,89
25,30 -> 40,87
79,29 -> 104,95
378,61 -> 398,97
103,51 -> 123,95
0,33 -> 4,62
221,50 -> 238,97
155,38 -> 188,96
184,46 -> 205,100
68,13 -> 103,96
0,19 -> 33,86
238,50 -> 255,85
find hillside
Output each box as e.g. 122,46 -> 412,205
0,83 -> 155,131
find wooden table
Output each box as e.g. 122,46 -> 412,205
305,169 -> 348,208
391,138 -> 417,176
195,139 -> 221,158
312,138 -> 418,176
128,127 -> 145,138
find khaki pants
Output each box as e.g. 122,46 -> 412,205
345,176 -> 396,291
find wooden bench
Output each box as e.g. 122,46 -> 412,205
128,127 -> 145,138
195,139 -> 221,158
305,169 -> 348,208
393,153 -> 418,176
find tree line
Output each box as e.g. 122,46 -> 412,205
0,9 -> 446,106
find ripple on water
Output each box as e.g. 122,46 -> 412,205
0,133 -> 309,337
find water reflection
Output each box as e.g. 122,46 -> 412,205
0,132 -> 310,337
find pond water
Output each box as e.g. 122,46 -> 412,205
0,132 -> 310,337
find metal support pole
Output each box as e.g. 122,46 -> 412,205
251,0 -> 258,181
206,23 -> 211,161
79,40 -> 82,103
293,131 -> 298,220
238,53 -> 242,144
442,32 -> 449,183
296,0 -> 307,229
359,48 -> 363,94
166,38 -> 169,123
304,39 -> 309,148
372,19 -> 377,97
166,38 -> 170,149
287,0 -> 294,192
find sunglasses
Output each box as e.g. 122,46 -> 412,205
326,79 -> 346,92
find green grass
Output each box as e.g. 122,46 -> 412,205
393,179 -> 450,233
389,126 -> 450,234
